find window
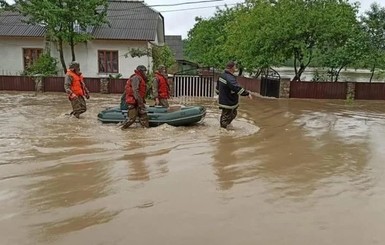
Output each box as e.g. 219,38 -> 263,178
98,50 -> 119,73
23,48 -> 43,69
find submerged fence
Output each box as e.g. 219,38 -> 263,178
290,82 -> 347,99
1,75 -> 385,100
0,76 -> 35,91
355,83 -> 385,100
172,75 -> 215,97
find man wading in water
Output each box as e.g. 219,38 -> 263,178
121,65 -> 150,129
64,61 -> 90,118
216,61 -> 252,129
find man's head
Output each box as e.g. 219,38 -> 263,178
136,65 -> 148,78
158,65 -> 166,72
69,61 -> 80,73
157,65 -> 166,73
226,61 -> 237,74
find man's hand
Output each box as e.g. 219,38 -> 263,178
155,98 -> 160,105
68,93 -> 78,101
248,93 -> 253,99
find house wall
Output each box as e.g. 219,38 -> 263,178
0,37 -> 45,75
50,40 -> 152,77
0,37 -> 152,77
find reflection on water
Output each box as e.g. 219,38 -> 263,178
213,135 -> 264,191
27,161 -> 111,210
34,209 -> 122,243
213,136 -> 238,190
1,92 -> 385,245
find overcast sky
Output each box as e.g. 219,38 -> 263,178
5,0 -> 385,39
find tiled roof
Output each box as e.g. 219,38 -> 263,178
0,11 -> 46,37
0,1 -> 162,41
165,35 -> 184,60
93,1 -> 161,40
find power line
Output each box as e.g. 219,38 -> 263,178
146,0 -> 224,8
160,4 -> 237,13
1,2 -> 241,19
106,3 -> 239,18
106,0 -> 225,11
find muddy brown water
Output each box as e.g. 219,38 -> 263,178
1,91 -> 385,245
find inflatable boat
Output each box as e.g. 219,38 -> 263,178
97,105 -> 206,127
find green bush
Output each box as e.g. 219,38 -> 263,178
25,53 -> 58,76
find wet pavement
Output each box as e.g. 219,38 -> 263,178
1,91 -> 385,245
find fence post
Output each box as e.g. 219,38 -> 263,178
168,76 -> 174,97
33,74 -> 44,93
279,79 -> 291,98
100,78 -> 109,94
346,82 -> 355,100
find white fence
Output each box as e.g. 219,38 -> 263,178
172,75 -> 216,98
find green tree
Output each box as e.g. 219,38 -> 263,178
126,45 -> 176,72
185,6 -> 240,68
63,0 -> 108,62
0,0 -> 8,9
24,53 -> 58,76
238,0 -> 359,81
360,3 -> 385,82
151,45 -> 176,72
317,27 -> 368,82
224,0 -> 277,74
12,0 -> 108,73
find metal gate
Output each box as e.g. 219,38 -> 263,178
260,67 -> 281,98
172,75 -> 215,97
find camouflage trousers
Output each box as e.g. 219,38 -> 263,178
70,96 -> 87,118
220,108 -> 237,128
121,106 -> 149,129
158,98 -> 169,108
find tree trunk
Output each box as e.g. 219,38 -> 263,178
292,48 -> 312,82
70,23 -> 76,61
239,67 -> 243,76
369,64 -> 375,83
293,64 -> 306,81
58,37 -> 67,74
293,57 -> 299,81
335,66 -> 345,82
330,71 -> 334,82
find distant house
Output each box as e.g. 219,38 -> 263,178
0,0 -> 165,77
165,35 -> 198,75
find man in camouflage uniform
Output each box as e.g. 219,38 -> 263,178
64,61 -> 90,118
121,65 -> 150,129
152,65 -> 170,107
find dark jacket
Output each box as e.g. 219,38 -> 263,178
215,70 -> 249,109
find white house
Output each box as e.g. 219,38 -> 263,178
0,0 -> 165,77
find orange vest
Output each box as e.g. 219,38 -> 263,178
155,72 -> 170,99
66,69 -> 84,96
125,71 -> 147,105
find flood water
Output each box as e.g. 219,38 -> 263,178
1,91 -> 385,245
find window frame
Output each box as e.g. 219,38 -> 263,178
23,48 -> 43,69
98,50 -> 119,74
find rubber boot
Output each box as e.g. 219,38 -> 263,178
139,115 -> 150,128
121,118 -> 136,129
